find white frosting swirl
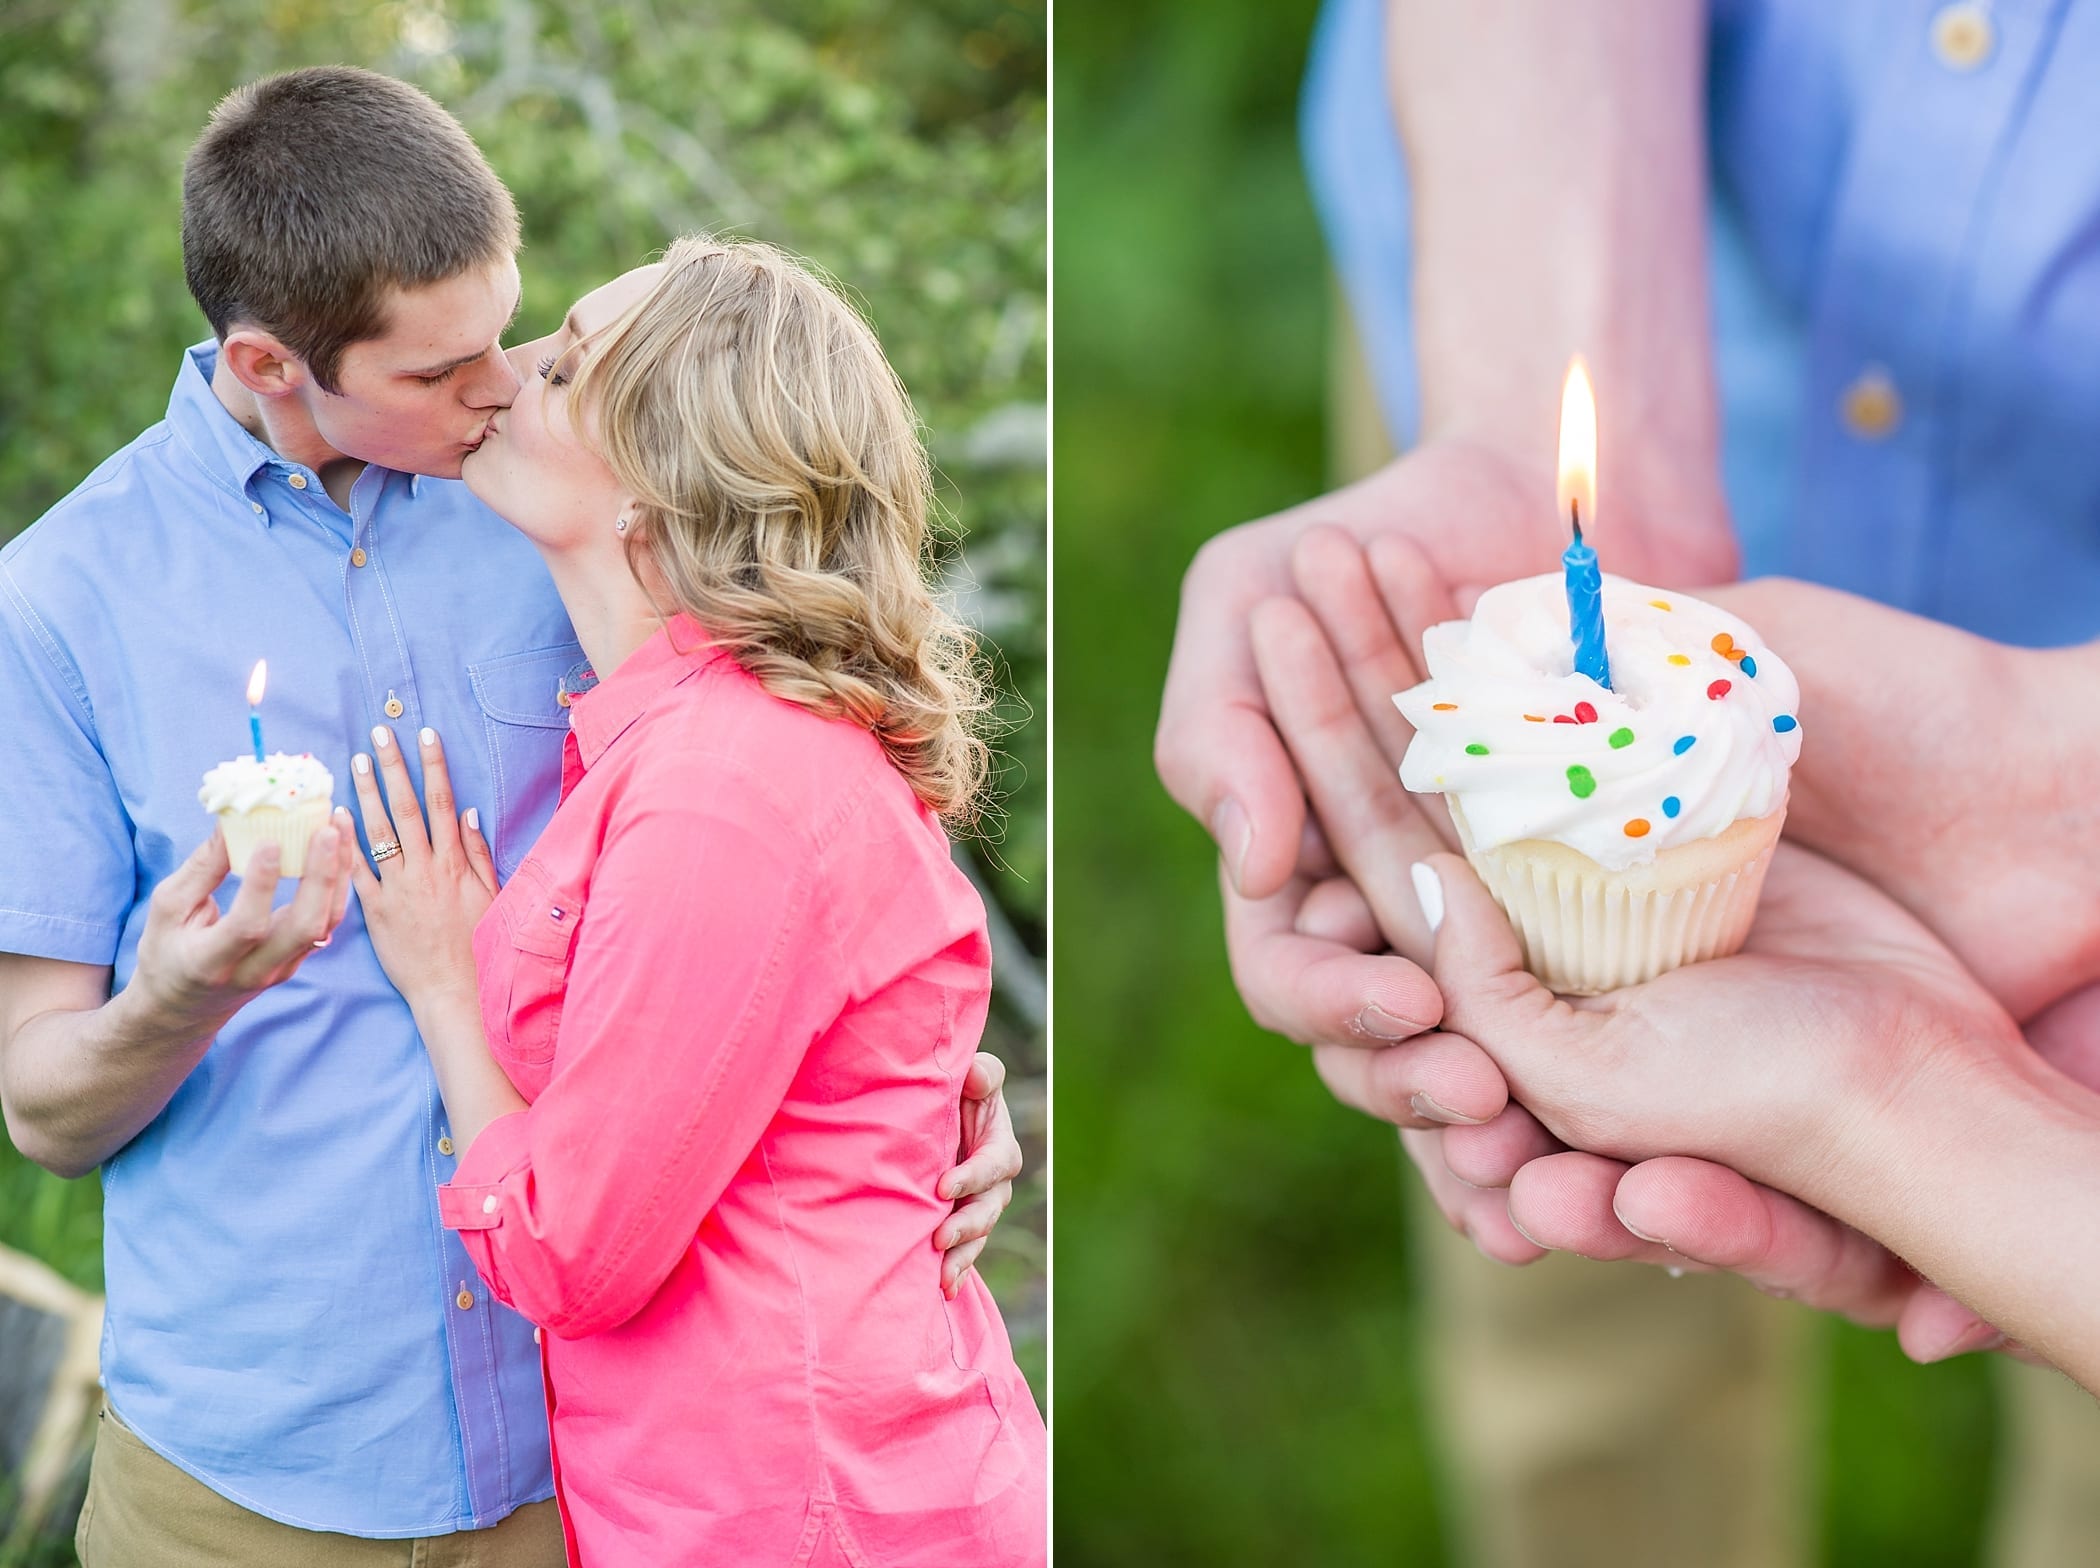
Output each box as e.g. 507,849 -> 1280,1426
1395,573 -> 1801,871
198,753 -> 336,814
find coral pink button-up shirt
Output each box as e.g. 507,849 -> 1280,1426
436,616 -> 1045,1567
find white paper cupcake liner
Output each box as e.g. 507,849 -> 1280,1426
1448,801 -> 1786,996
217,799 -> 335,879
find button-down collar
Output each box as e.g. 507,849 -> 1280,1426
565,613 -> 735,770
164,342 -> 277,514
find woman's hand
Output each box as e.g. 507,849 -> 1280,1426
1417,840 -> 2019,1200
345,724 -> 499,1014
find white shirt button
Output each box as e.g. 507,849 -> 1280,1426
1930,4 -> 1994,71
437,1136 -> 455,1156
482,1194 -> 500,1215
250,501 -> 264,514
287,473 -> 309,490
1839,369 -> 1903,440
456,1286 -> 475,1311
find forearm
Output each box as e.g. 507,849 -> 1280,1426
2,982 -> 227,1179
1390,0 -> 1723,533
408,987 -> 526,1158
1800,1047 -> 2100,1388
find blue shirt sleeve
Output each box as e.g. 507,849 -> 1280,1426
0,561 -> 135,965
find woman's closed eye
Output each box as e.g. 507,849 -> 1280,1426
536,354 -> 569,388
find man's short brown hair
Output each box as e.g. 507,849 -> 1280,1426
181,66 -> 520,393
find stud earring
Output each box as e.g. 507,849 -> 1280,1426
615,515 -> 630,533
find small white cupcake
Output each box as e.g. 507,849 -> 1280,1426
1395,573 -> 1802,995
198,753 -> 336,878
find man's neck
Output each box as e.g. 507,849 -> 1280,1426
209,354 -> 367,510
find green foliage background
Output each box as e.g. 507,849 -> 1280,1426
0,3 -> 1041,1560
1052,3 -> 2002,1564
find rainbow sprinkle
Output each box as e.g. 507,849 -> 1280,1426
1707,679 -> 1732,700
1739,655 -> 1757,677
1662,796 -> 1681,818
1624,819 -> 1651,838
1433,702 -> 1457,712
1465,742 -> 1490,755
1566,765 -> 1596,799
1608,727 -> 1634,750
1673,735 -> 1696,754
1773,715 -> 1798,733
1667,654 -> 1691,666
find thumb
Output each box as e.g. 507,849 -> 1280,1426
963,1050 -> 1006,1102
160,829 -> 233,914
460,807 -> 500,893
1414,852 -> 1539,1031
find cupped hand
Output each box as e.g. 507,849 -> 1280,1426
1502,975 -> 2100,1365
1419,832 -> 2025,1238
1704,578 -> 2100,1021
1157,440 -> 1732,905
1235,523 -> 1515,1133
346,725 -> 499,1011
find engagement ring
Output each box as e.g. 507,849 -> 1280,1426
371,840 -> 404,863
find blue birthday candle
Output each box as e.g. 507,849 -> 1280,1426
246,659 -> 267,762
1563,514 -> 1612,690
1557,357 -> 1612,689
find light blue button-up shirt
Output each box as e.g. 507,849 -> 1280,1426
0,344 -> 578,1536
1303,0 -> 2100,646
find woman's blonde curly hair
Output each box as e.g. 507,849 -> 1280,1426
560,234 -> 994,826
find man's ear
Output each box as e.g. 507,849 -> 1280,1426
219,328 -> 310,401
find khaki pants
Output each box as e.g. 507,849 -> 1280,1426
1333,290 -> 2100,1568
75,1406 -> 569,1568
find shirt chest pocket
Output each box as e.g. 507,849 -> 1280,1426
496,862 -> 585,1068
467,643 -> 585,883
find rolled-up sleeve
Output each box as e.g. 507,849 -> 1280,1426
0,565 -> 133,964
441,772 -> 846,1339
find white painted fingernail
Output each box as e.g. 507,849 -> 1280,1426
419,727 -> 436,748
1411,862 -> 1444,934
353,754 -> 371,776
372,727 -> 391,749
464,807 -> 480,831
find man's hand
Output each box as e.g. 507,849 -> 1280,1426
936,1051 -> 1027,1296
1237,522 -> 1512,1132
1,822 -> 353,1178
134,822 -> 353,1036
1695,580 -> 2100,1021
1158,438 -> 1732,1064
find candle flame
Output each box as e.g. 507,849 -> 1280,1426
247,659 -> 268,707
1556,356 -> 1597,535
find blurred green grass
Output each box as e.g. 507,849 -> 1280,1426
1051,3 -> 1997,1563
